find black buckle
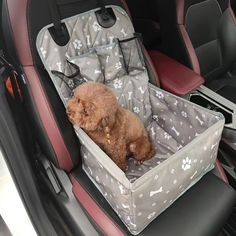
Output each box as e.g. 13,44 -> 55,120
0,52 -> 18,76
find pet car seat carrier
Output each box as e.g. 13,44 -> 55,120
36,1 -> 225,234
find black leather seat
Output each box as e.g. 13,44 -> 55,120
125,0 -> 161,49
157,0 -> 236,103
1,0 -> 236,235
72,169 -> 236,236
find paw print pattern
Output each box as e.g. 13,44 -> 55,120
115,62 -> 122,70
181,111 -> 188,118
182,157 -> 192,171
73,39 -> 83,50
121,28 -> 128,37
92,21 -> 102,32
113,79 -> 123,89
156,91 -> 164,99
68,79 -> 75,89
164,132 -> 171,140
133,107 -> 140,114
152,115 -> 159,121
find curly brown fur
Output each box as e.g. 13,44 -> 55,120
67,82 -> 155,171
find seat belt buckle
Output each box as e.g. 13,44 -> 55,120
0,52 -> 23,100
5,73 -> 22,99
0,53 -> 18,76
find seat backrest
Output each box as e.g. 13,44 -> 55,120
1,0 -> 159,172
126,0 -> 161,49
158,0 -> 236,81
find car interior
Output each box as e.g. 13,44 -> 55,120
1,0 -> 236,235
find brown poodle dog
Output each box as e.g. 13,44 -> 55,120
66,82 -> 155,171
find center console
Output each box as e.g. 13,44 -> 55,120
189,86 -> 236,128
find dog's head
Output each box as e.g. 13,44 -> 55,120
67,83 -> 118,132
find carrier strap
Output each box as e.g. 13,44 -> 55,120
46,0 -> 63,36
97,0 -> 110,21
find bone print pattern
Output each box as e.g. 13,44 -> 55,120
37,6 -> 225,235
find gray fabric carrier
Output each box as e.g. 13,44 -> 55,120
36,6 -> 225,235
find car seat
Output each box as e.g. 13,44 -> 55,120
125,0 -> 161,50
157,0 -> 236,103
1,0 -> 235,235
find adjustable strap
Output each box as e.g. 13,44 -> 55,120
46,0 -> 64,36
97,0 -> 110,21
47,0 -> 109,30
46,0 -> 70,46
